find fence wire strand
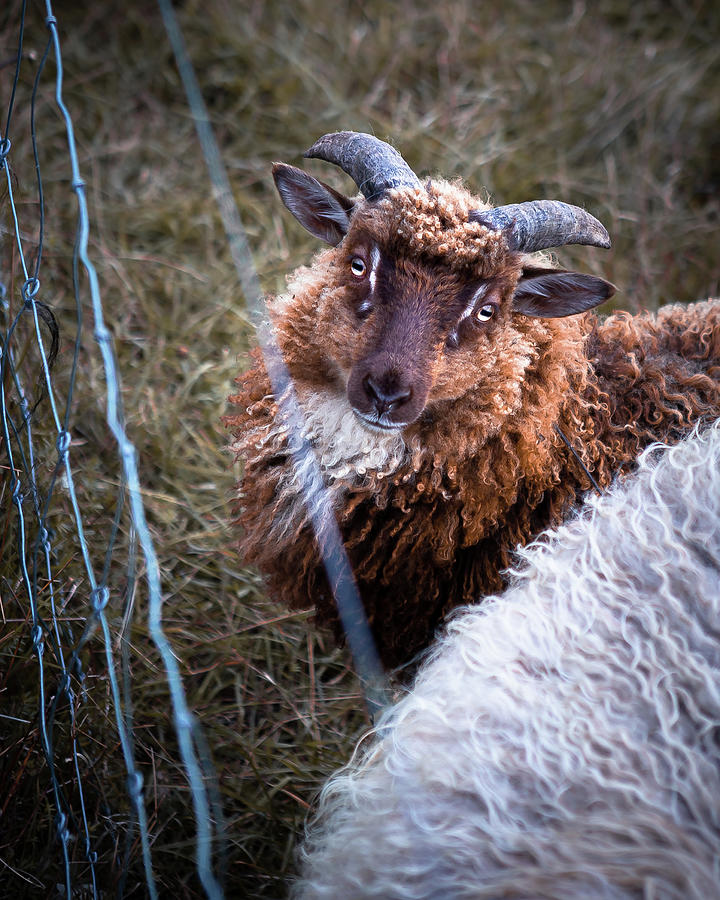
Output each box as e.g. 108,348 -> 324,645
157,0 -> 390,719
2,12 -> 89,895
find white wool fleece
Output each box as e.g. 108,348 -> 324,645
294,422 -> 720,900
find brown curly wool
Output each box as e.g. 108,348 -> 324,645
226,172 -> 720,670
375,183 -> 508,270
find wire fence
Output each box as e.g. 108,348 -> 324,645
2,2 -> 223,896
1,2 -> 387,896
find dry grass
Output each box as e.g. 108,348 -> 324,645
1,0 -> 718,896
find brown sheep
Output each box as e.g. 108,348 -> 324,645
225,132 -> 720,669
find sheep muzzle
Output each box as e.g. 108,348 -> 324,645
347,353 -> 430,430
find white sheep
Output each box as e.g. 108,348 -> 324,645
293,423 -> 720,900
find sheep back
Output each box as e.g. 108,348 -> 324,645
294,423 -> 720,900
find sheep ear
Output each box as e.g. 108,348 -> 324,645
512,267 -> 616,318
272,163 -> 355,246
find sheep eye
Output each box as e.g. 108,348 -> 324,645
350,257 -> 367,278
475,303 -> 496,323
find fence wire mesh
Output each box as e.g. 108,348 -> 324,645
1,2 -> 386,896
1,3 -> 224,896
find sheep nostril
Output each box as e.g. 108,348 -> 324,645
362,374 -> 380,404
362,374 -> 412,414
387,386 -> 412,411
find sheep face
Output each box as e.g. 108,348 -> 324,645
272,160 -> 614,440
339,199 -> 519,432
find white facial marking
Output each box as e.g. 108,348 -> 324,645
459,283 -> 488,324
368,246 -> 380,295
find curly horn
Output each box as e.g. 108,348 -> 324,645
470,200 -> 611,252
304,131 -> 421,201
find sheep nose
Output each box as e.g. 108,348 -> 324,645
362,374 -> 412,415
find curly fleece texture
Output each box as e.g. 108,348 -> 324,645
293,424 -> 720,900
226,179 -> 720,669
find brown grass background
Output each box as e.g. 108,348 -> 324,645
1,0 -> 718,896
